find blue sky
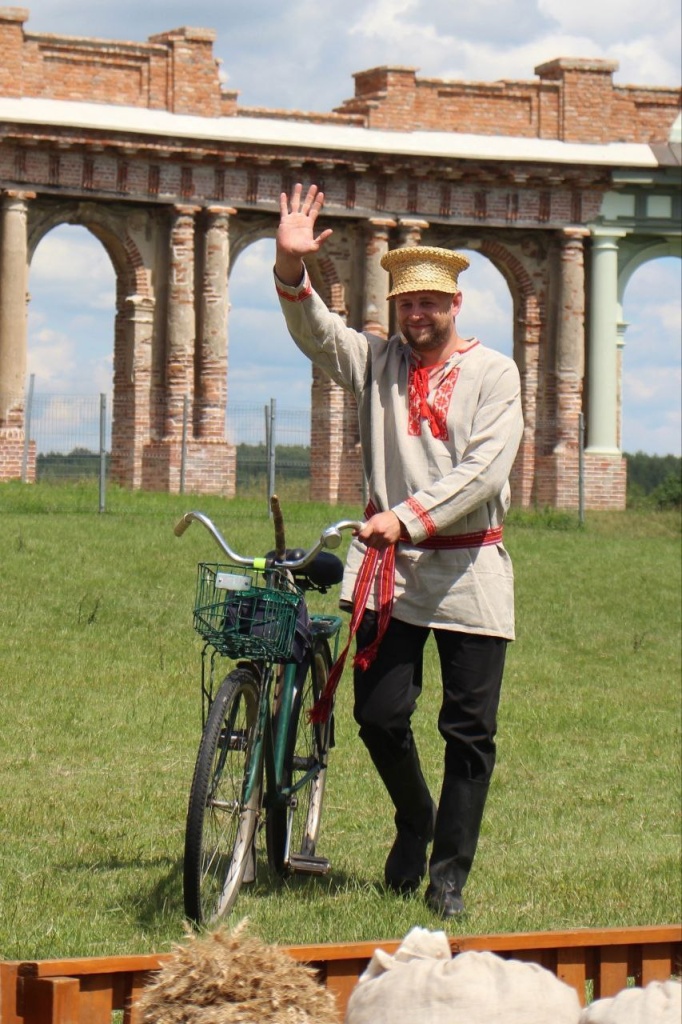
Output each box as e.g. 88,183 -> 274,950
22,0 -> 682,455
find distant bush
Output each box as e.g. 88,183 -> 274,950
37,448 -> 104,480
236,443 -> 310,483
506,507 -> 581,530
625,451 -> 681,509
650,473 -> 682,510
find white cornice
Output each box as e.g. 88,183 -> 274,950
0,96 -> 660,169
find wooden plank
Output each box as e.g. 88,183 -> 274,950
451,924 -> 682,954
595,944 -> 630,999
77,976 -> 115,1024
285,940 -> 401,963
0,962 -> 23,1024
122,970 -> 153,1024
641,942 -> 675,986
323,957 -> 368,1022
23,977 -> 80,1024
556,946 -> 588,1007
17,955 -> 170,979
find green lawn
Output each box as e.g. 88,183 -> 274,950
0,482 -> 680,959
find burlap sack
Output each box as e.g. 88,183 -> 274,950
344,926 -> 582,1024
579,980 -> 681,1023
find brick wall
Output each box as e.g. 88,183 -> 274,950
336,59 -> 679,144
0,9 -> 222,115
1,10 -> 678,141
0,427 -> 35,481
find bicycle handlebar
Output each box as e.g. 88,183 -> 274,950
174,510 -> 364,569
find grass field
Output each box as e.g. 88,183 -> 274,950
0,481 -> 680,960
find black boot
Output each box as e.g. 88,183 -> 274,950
364,740 -> 436,895
425,774 -> 490,918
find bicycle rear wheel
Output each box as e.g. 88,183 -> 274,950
266,638 -> 333,876
183,665 -> 261,925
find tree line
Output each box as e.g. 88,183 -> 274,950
34,446 -> 681,509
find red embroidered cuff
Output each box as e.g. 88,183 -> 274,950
275,268 -> 313,303
405,497 -> 437,536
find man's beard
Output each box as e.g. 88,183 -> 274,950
402,319 -> 452,353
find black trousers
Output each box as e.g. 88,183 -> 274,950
352,611 -> 507,783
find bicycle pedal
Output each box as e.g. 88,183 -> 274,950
288,853 -> 331,875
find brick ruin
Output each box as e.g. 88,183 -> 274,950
0,7 -> 680,507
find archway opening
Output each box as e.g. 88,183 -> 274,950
226,237 -> 314,495
227,237 -> 314,416
27,224 -> 115,475
621,255 -> 681,457
455,251 -> 513,359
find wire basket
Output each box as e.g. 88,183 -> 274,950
193,563 -> 303,662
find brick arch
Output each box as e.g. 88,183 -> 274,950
27,201 -> 149,300
425,228 -> 547,346
307,253 -> 348,315
228,216 -> 275,272
228,219 -> 349,315
476,238 -> 542,310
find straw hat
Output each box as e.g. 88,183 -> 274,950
381,246 -> 470,298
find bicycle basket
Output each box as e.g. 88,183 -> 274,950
193,563 -> 304,661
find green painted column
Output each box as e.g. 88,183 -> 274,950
586,230 -> 624,453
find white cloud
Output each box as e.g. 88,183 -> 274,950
30,227 -> 116,312
27,327 -> 77,385
625,364 -> 681,405
537,0 -> 677,39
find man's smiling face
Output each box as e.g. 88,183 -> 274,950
395,290 -> 461,354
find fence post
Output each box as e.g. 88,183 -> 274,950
21,373 -> 35,483
98,393 -> 107,513
180,395 -> 189,495
265,398 -> 276,514
578,411 -> 585,526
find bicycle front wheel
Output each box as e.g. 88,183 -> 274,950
266,638 -> 333,876
183,665 -> 261,925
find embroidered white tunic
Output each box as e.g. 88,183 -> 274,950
276,270 -> 524,640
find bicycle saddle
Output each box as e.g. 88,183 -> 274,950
266,548 -> 344,591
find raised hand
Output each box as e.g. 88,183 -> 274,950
275,183 -> 333,284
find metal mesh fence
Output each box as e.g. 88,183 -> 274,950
31,394 -> 109,481
24,389 -> 312,496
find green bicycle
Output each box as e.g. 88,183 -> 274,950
175,499 -> 361,925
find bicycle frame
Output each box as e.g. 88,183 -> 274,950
239,616 -> 343,814
199,613 -> 342,816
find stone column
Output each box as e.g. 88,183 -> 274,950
362,218 -> 396,336
615,319 -> 628,451
0,190 -> 34,425
110,294 -> 155,488
586,230 -> 623,453
165,205 -> 198,438
554,228 -> 588,452
196,206 -> 234,438
397,217 -> 429,249
311,360 -> 349,503
511,297 -> 542,509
